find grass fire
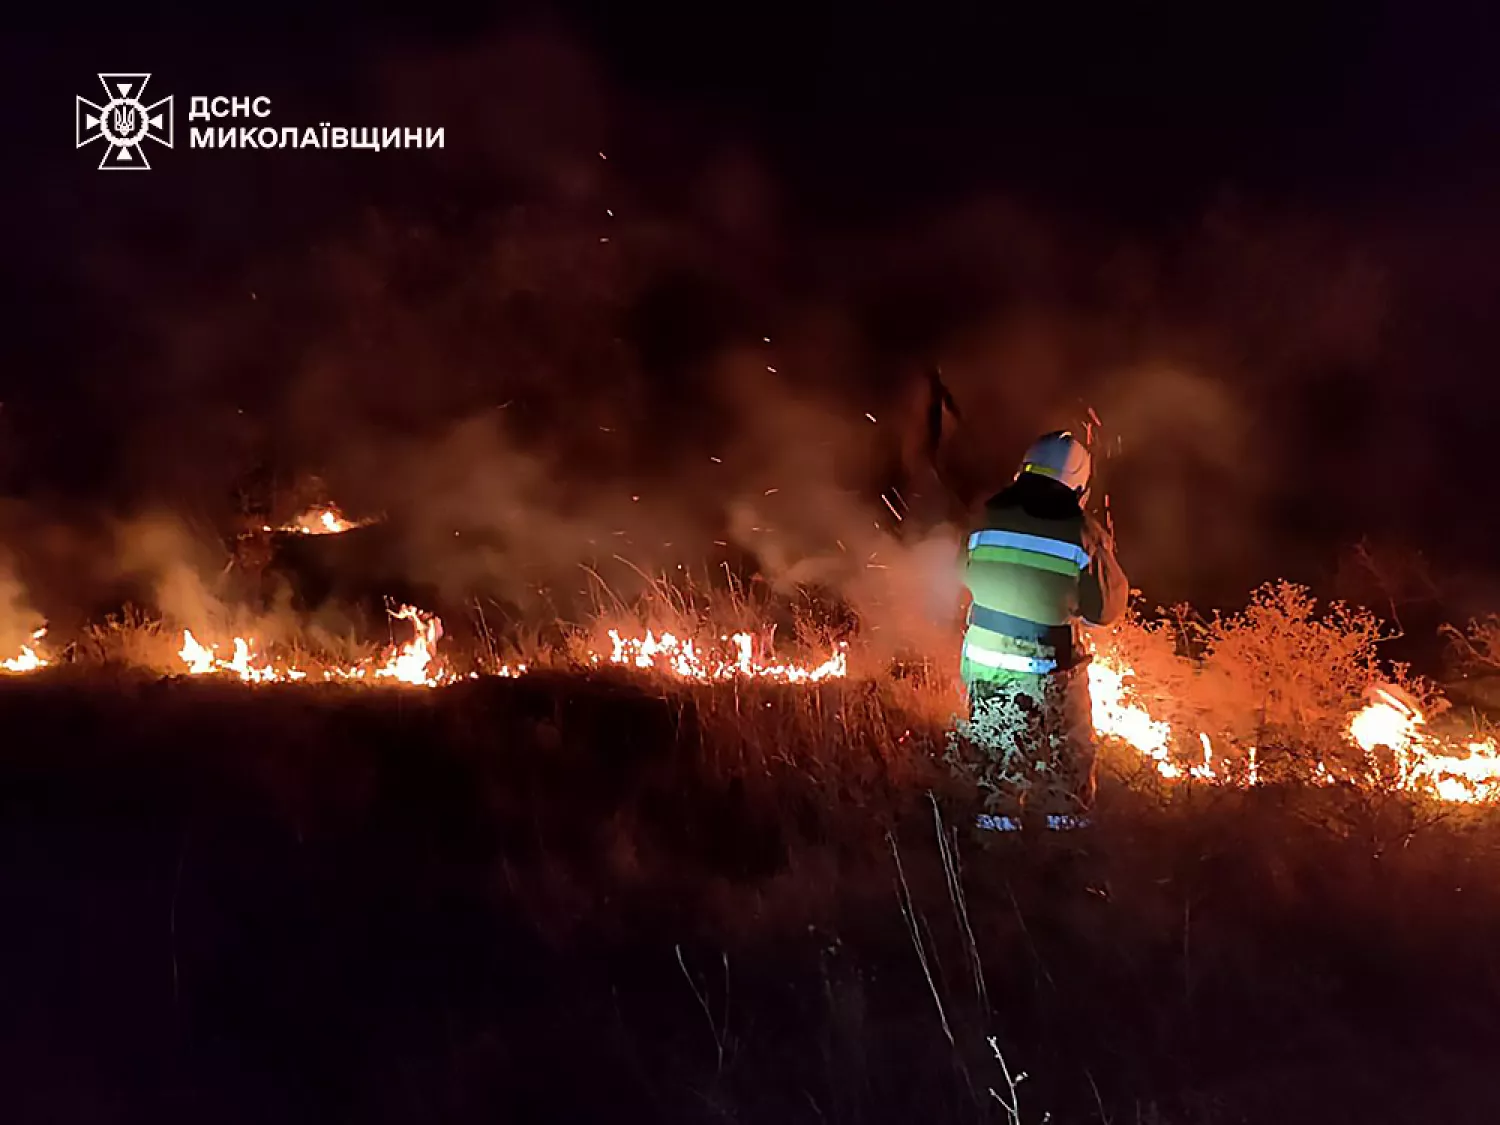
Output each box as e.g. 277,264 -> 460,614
8,514 -> 1496,809
6,535 -> 1500,1123
18,8 -> 1500,1119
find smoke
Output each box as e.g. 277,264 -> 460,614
8,26 -> 1458,648
105,511 -> 309,647
0,557 -> 45,655
109,513 -> 238,635
1089,365 -> 1265,604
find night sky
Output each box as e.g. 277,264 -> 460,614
7,0 -> 1500,615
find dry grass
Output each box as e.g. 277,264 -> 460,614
574,563 -> 857,655
79,606 -> 185,672
78,602 -> 389,677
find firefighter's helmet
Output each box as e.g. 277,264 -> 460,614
1017,431 -> 1091,494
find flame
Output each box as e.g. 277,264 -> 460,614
262,504 -> 372,536
180,628 -> 313,683
1422,740 -> 1500,803
373,605 -> 445,686
1344,688 -> 1500,802
1348,686 -> 1423,761
177,606 -> 453,686
178,629 -> 215,674
597,629 -> 847,684
1,628 -> 49,674
1190,732 -> 1215,781
1086,657 -> 1178,778
170,614 -> 843,690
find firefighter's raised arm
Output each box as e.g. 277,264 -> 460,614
1079,513 -> 1127,627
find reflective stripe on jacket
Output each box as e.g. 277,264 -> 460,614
966,514 -> 1088,626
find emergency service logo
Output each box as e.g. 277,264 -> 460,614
76,74 -> 173,170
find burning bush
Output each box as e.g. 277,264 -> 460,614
1092,579 -> 1463,793
1198,582 -> 1423,780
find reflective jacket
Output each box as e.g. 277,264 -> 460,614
960,475 -> 1127,680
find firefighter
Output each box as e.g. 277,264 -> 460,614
957,430 -> 1128,825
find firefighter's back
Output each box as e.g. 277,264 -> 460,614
962,474 -> 1090,676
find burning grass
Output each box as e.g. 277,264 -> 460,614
174,604 -> 460,686
260,502 -> 375,536
10,563 -> 1500,808
6,547 -> 1500,1121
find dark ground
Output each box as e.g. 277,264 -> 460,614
3,670 -> 1500,1124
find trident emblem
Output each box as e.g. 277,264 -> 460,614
76,74 -> 173,170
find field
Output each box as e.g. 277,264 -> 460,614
6,575 -> 1500,1124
